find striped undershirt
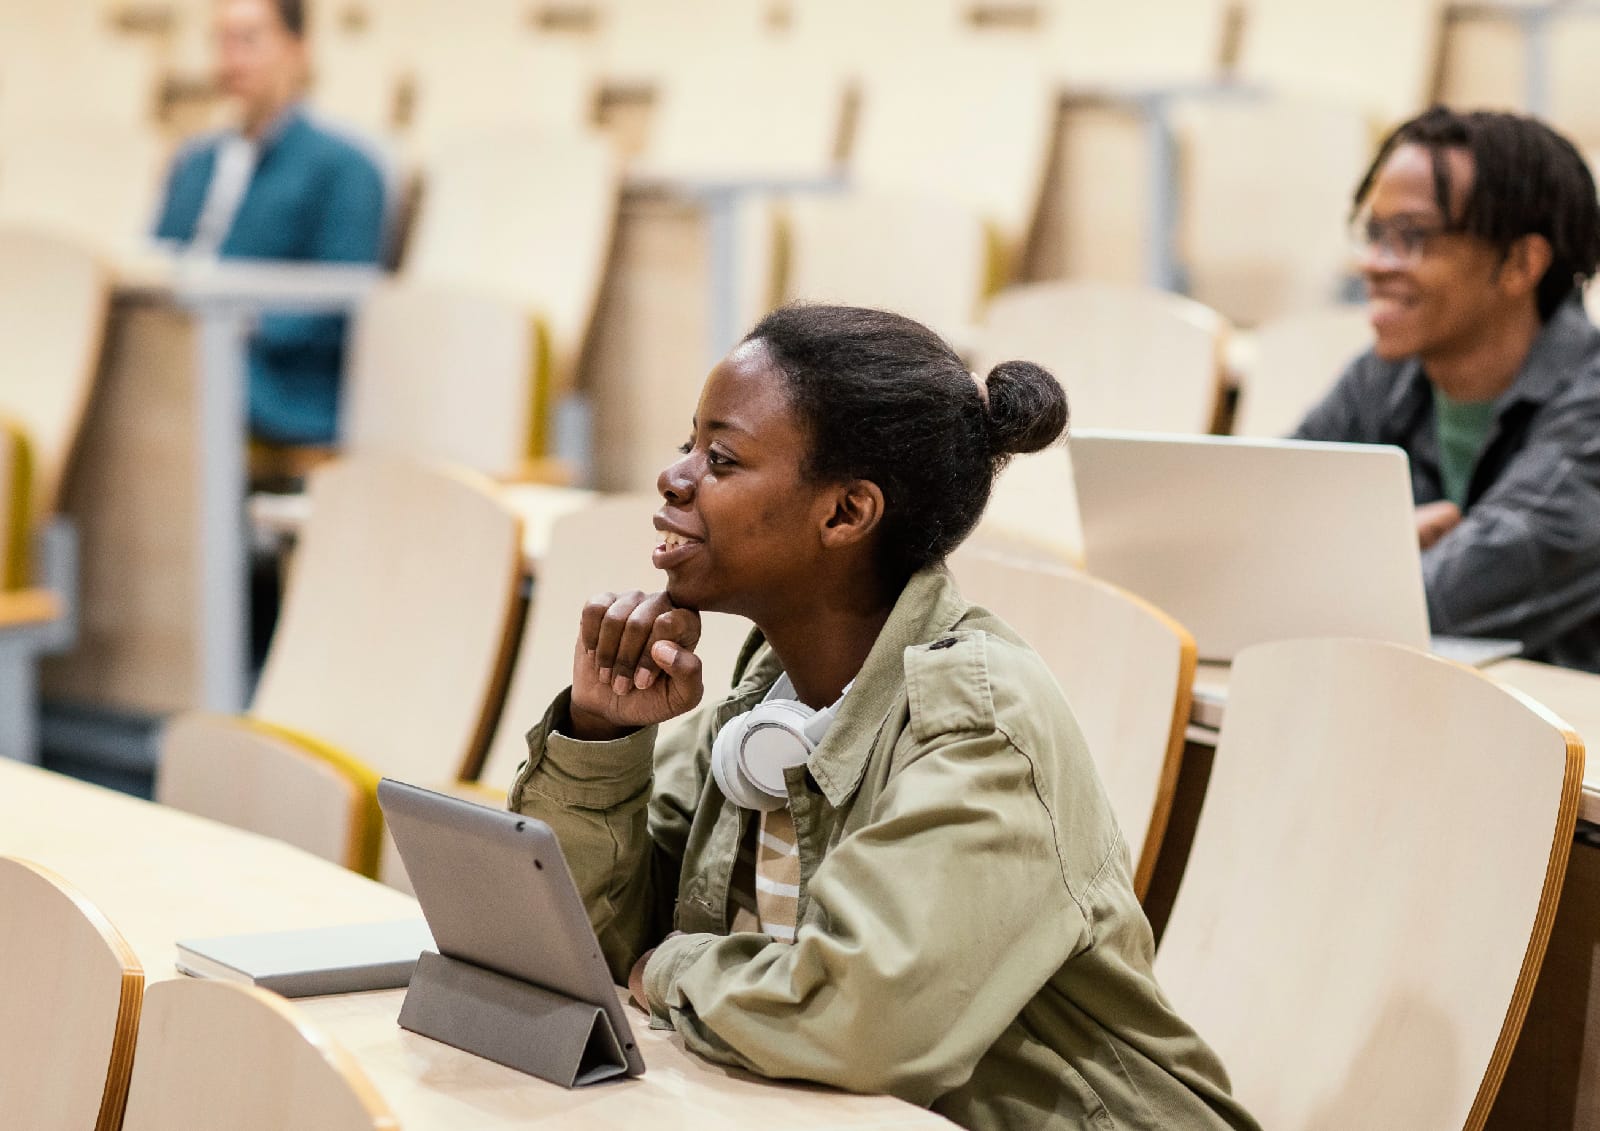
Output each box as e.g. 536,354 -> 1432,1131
730,808 -> 801,941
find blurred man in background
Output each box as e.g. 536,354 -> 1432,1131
154,0 -> 387,457
1295,108 -> 1600,672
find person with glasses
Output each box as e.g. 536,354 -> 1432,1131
1294,107 -> 1600,674
154,0 -> 388,458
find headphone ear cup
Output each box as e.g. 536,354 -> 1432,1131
712,701 -> 816,811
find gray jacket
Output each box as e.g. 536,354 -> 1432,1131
1295,302 -> 1600,673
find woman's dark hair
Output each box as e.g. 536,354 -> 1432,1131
745,304 -> 1068,587
1354,106 -> 1600,320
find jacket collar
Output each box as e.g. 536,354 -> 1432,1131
1388,300 -> 1597,424
776,567 -> 972,808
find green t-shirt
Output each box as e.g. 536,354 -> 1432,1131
1434,391 -> 1498,507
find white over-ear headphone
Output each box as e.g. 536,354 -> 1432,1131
711,677 -> 849,811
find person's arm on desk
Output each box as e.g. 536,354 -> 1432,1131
635,723 -> 1085,1103
508,591 -> 709,986
1423,390 -> 1600,653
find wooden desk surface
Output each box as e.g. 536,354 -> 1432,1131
0,762 -> 948,1130
1189,656 -> 1600,825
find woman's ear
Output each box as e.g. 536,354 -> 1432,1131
819,480 -> 885,549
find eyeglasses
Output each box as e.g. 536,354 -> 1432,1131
1348,214 -> 1455,268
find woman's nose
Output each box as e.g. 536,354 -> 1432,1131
658,450 -> 697,503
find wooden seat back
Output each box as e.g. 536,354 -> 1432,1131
478,493 -> 752,792
122,979 -> 398,1131
1175,95 -> 1372,327
156,713 -> 380,876
975,280 -> 1227,433
1156,638 -> 1584,1130
1040,0 -> 1229,88
252,455 -> 525,785
978,444 -> 1084,569
637,45 -> 847,183
403,127 -> 620,396
947,546 -> 1194,896
343,280 -> 539,480
849,41 -> 1056,255
0,124 -> 169,261
1231,304 -> 1372,437
0,855 -> 142,1131
407,37 -> 599,158
782,191 -> 990,351
0,226 -> 110,537
1233,0 -> 1444,124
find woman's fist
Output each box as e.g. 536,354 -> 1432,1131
567,590 -> 705,739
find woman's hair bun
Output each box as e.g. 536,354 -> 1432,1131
982,360 -> 1069,458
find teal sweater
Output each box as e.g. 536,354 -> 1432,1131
154,107 -> 387,445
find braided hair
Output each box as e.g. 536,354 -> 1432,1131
1354,106 -> 1600,319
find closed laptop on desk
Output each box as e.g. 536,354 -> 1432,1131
1071,431 -> 1430,662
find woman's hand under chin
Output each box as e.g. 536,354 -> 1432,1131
567,590 -> 705,740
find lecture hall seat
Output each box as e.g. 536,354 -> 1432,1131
1155,637 -> 1584,1129
948,543 -> 1196,899
0,855 -> 143,1131
974,279 -> 1229,434
1230,304 -> 1372,438
0,124 -> 170,264
781,190 -> 991,354
402,125 -> 620,409
157,455 -> 525,877
121,979 -> 399,1131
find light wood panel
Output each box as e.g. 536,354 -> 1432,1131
635,44 -> 846,183
782,191 -> 990,352
0,760 -> 948,1129
342,279 -> 539,479
156,713 -> 376,875
40,299 -> 202,711
406,36 -> 599,158
1157,638 -> 1584,1130
0,124 -> 169,262
403,126 -> 620,397
1230,304 -> 1372,437
584,190 -> 766,490
598,0 -> 774,88
976,444 -> 1084,568
974,279 -> 1227,433
252,455 -> 525,785
0,855 -> 142,1131
477,492 -> 753,792
0,226 -> 111,525
1039,0 -> 1229,89
123,979 -> 399,1131
849,40 -> 1056,256
1233,0 -> 1445,124
947,544 -> 1195,897
1175,94 -> 1372,327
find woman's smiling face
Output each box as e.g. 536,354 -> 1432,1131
653,340 -> 841,620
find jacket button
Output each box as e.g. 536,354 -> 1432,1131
929,637 -> 957,650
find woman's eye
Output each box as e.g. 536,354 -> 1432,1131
707,449 -> 734,467
677,439 -> 693,455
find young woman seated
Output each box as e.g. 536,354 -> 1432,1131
508,306 -> 1259,1131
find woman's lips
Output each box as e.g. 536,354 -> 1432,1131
652,529 -> 703,569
